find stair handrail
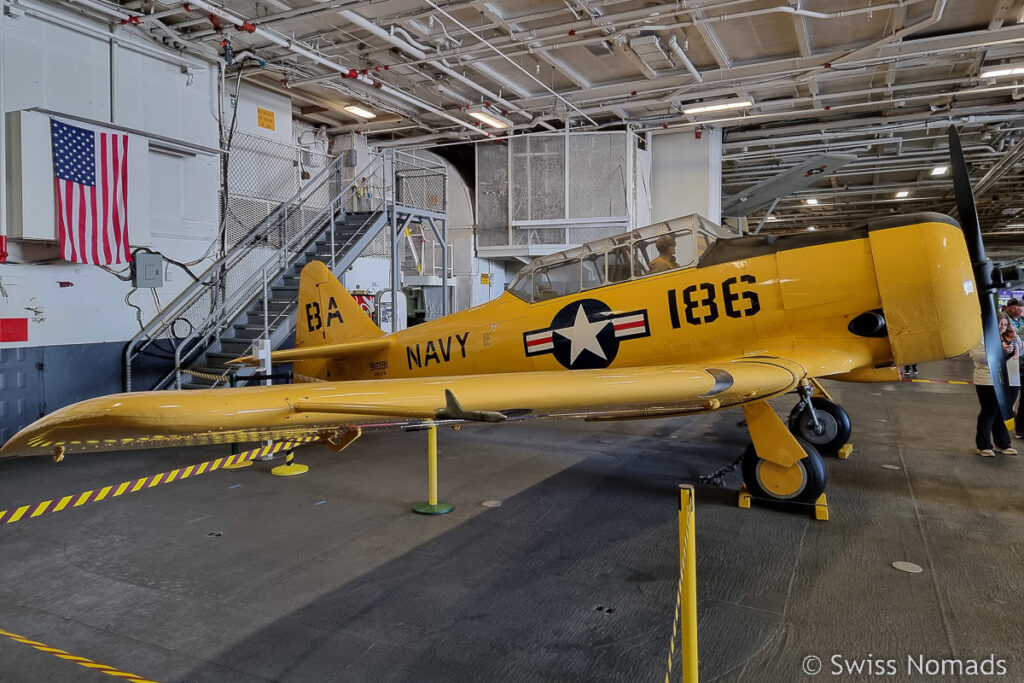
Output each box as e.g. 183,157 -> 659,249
124,150 -> 386,391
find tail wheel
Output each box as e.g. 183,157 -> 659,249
741,438 -> 826,504
788,397 -> 851,456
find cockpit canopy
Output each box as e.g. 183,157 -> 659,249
507,214 -> 732,302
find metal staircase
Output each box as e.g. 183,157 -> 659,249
124,149 -> 447,391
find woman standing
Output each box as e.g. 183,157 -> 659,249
970,312 -> 1021,457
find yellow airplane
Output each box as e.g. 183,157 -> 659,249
0,128 -> 1011,507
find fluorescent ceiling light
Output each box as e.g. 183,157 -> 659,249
981,63 -> 1024,78
804,198 -> 818,205
807,226 -> 816,231
931,166 -> 948,176
682,98 -> 753,115
344,105 -> 376,119
764,216 -> 779,221
895,190 -> 910,198
467,105 -> 512,129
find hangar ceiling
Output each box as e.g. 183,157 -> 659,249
68,0 -> 1024,241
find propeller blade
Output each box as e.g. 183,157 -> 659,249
948,125 -> 1015,420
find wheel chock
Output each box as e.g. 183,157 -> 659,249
738,485 -> 752,509
813,493 -> 829,521
837,443 -> 853,460
271,450 -> 308,477
736,485 -> 830,521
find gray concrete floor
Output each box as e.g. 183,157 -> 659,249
0,357 -> 1022,682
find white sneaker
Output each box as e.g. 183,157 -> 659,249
977,449 -> 996,457
995,446 -> 1018,455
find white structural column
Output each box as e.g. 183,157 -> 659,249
650,128 -> 722,225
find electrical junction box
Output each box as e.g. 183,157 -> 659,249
134,252 -> 164,288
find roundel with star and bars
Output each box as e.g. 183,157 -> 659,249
522,299 -> 651,370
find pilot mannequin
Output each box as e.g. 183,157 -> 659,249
649,235 -> 678,273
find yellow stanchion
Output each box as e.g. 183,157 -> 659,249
667,486 -> 699,682
413,424 -> 453,515
679,485 -> 699,683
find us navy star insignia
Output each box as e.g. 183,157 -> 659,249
523,299 -> 651,370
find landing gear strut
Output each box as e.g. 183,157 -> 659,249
787,383 -> 852,457
739,399 -> 828,507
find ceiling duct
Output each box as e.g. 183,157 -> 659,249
584,40 -> 615,57
626,35 -> 675,74
629,35 -> 674,71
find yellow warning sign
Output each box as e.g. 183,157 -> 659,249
481,273 -> 490,285
257,107 -> 276,130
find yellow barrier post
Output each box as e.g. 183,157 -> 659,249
679,484 -> 699,682
413,424 -> 453,515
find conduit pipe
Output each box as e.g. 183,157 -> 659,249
667,36 -> 701,83
184,0 -> 491,138
637,84 -> 1022,133
336,9 -> 531,121
62,0 -> 137,22
424,0 -> 597,126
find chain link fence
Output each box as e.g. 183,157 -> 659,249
223,132 -> 334,249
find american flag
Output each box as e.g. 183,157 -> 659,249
51,119 -> 131,265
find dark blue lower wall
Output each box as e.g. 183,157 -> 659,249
0,342 -> 126,443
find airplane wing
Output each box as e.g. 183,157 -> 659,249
721,154 -> 857,217
228,338 -> 393,366
0,357 -> 805,458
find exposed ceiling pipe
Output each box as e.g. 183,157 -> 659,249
183,0 -> 347,36
725,113 -> 1022,143
182,0 -> 492,138
423,0 -> 599,126
789,0 -> 948,85
637,87 -> 1024,133
666,36 -> 701,82
966,135 -> 1024,198
336,9 -> 532,122
390,26 -> 431,53
375,132 -> 471,147
60,0 -> 137,22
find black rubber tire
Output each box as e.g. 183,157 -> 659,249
788,397 -> 852,456
741,438 -> 827,504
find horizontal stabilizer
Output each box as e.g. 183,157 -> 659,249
230,338 -> 392,366
722,154 -> 857,216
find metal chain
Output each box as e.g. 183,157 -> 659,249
699,452 -> 743,487
664,504 -> 692,683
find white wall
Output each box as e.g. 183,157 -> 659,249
633,138 -> 653,228
1,0 -> 220,348
225,82 -> 292,145
650,128 -> 722,224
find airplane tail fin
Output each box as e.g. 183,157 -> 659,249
296,260 -> 385,348
293,260 -> 385,381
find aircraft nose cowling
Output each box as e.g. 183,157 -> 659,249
867,214 -> 982,365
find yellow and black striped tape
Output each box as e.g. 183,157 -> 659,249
0,437 -> 317,526
0,626 -> 157,682
900,377 -> 971,385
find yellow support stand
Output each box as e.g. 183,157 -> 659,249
737,485 -> 830,521
678,485 -> 699,683
271,450 -> 309,476
413,424 -> 453,515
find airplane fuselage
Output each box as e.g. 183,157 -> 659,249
300,213 -> 979,385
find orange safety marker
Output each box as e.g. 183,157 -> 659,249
0,626 -> 157,683
0,437 -> 317,526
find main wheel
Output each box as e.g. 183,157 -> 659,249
788,397 -> 851,456
741,438 -> 826,504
